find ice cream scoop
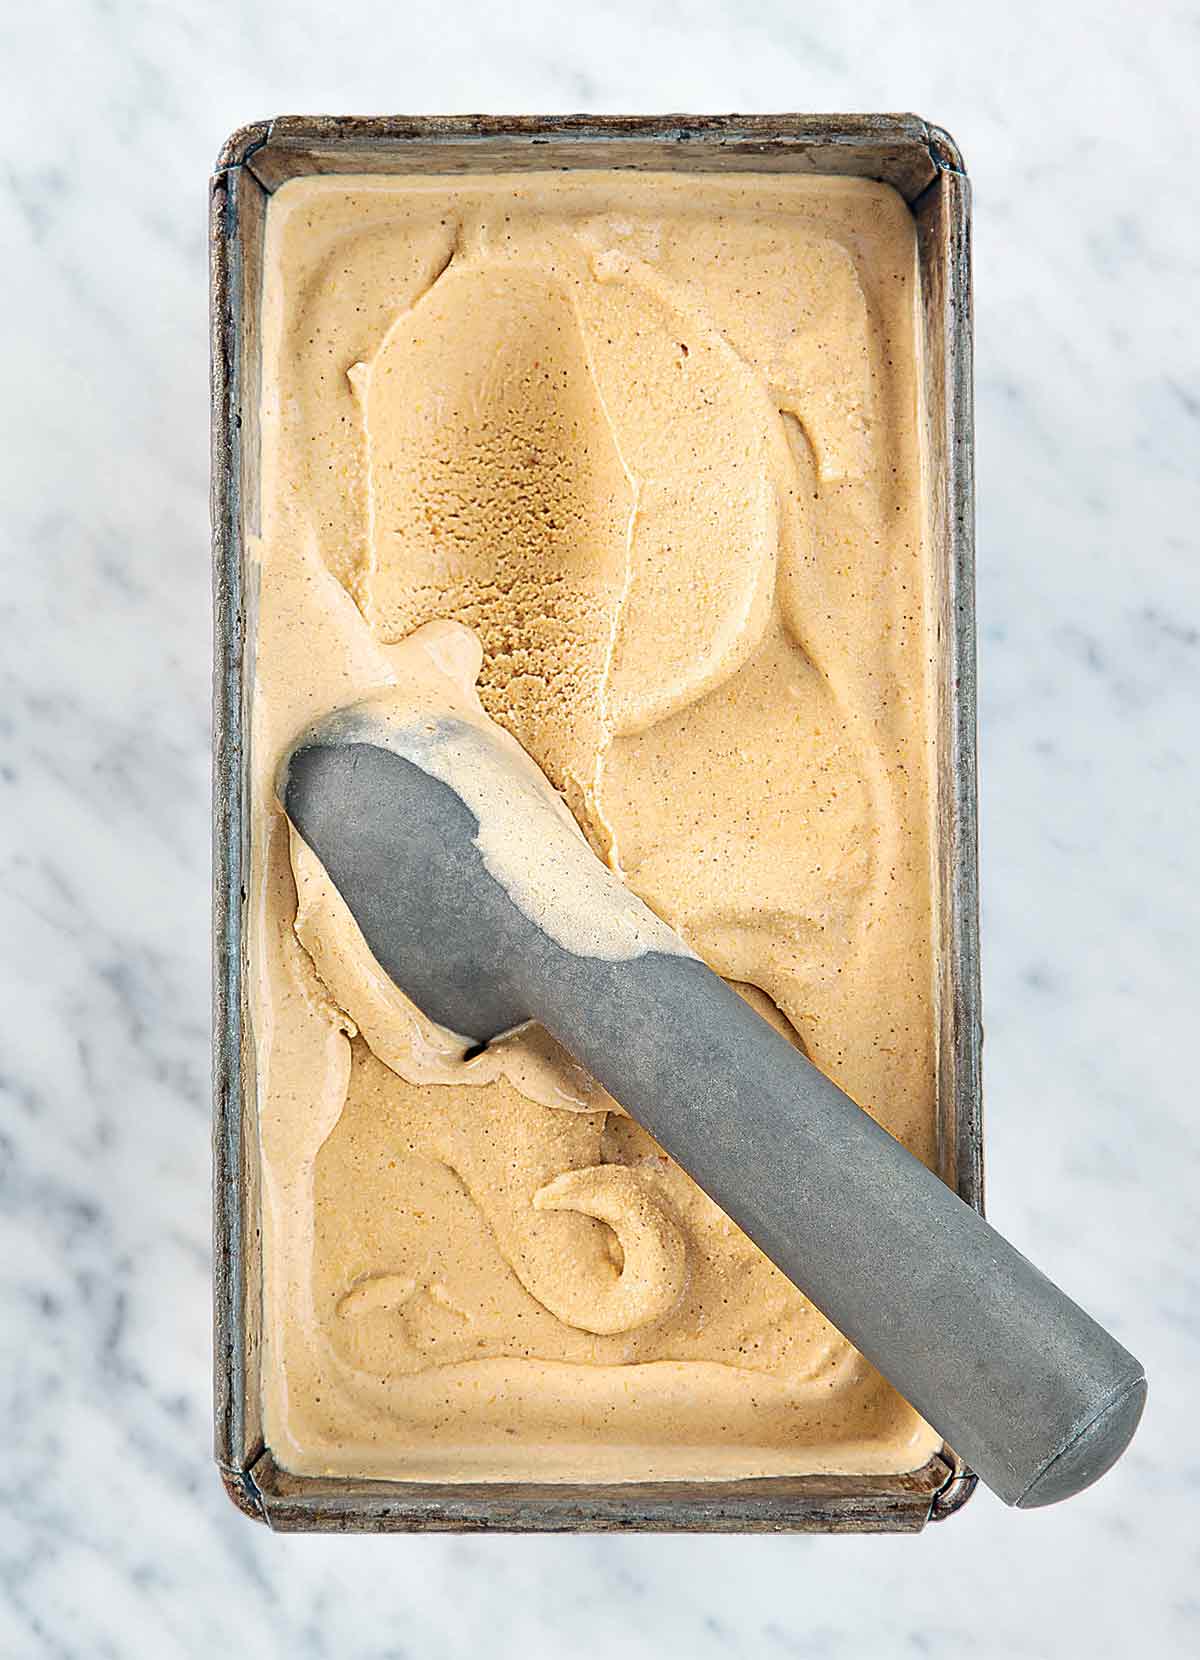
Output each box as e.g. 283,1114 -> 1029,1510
281,706 -> 1146,1510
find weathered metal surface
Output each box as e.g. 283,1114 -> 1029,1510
210,112 -> 979,1533
245,1449 -> 953,1535
221,113 -> 945,199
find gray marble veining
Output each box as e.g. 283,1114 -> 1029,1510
2,0 -> 1197,1654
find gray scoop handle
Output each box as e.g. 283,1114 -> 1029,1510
284,738 -> 1146,1508
539,953 -> 1145,1507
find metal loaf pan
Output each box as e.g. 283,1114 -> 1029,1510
211,113 -> 979,1533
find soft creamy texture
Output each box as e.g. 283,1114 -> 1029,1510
300,658 -> 696,965
253,170 -> 940,1481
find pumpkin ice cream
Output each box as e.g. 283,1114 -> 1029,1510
250,169 -> 940,1480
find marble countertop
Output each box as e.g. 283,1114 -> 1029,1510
3,0 -> 1197,1654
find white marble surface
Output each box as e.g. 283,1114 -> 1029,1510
3,0 -> 1198,1653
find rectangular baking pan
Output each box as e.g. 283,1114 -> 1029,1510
211,113 -> 979,1533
